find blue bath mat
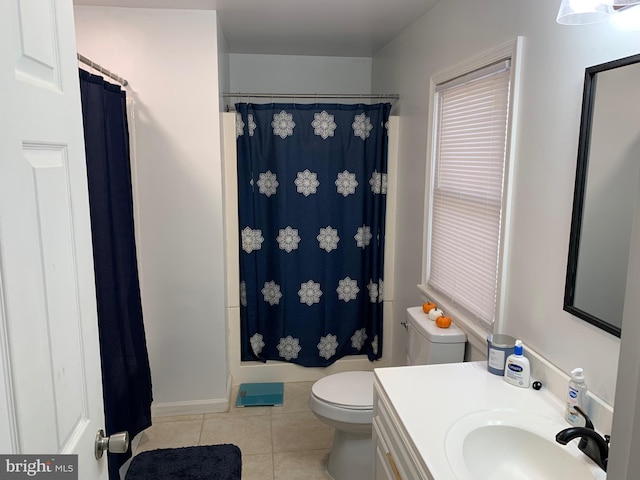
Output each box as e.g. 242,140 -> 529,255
125,444 -> 241,480
236,382 -> 284,407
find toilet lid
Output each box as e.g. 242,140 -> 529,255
311,371 -> 374,409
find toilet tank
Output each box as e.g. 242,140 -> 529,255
405,306 -> 466,365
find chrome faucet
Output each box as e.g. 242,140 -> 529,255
555,406 -> 609,472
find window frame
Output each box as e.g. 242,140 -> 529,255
419,38 -> 522,336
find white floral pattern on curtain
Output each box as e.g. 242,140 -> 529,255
236,103 -> 390,367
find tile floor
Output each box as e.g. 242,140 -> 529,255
134,382 -> 334,480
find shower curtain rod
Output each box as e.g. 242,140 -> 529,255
222,92 -> 399,100
77,53 -> 128,87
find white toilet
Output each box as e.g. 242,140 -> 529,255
309,306 -> 466,480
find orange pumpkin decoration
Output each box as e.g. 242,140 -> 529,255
422,302 -> 437,314
436,316 -> 452,329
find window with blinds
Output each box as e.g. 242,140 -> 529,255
427,59 -> 512,329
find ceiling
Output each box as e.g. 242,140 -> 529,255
73,0 -> 440,57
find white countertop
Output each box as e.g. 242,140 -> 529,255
374,361 -> 606,480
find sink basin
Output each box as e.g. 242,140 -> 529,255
445,410 -> 606,480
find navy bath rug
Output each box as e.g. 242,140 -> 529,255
125,444 -> 242,480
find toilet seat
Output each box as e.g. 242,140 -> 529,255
311,371 -> 374,410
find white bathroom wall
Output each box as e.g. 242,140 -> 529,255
372,0 -> 640,406
218,16 -> 231,111
229,54 -> 372,97
74,6 -> 230,415
223,114 -> 400,384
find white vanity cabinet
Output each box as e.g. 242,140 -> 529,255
373,362 -> 610,480
372,375 -> 433,480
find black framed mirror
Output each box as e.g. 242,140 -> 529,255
564,53 -> 640,338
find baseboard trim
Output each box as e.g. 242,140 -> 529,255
151,376 -> 232,417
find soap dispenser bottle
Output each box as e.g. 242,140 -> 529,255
565,368 -> 588,426
503,340 -> 531,388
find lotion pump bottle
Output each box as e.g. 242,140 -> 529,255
503,340 -> 531,388
565,368 -> 588,426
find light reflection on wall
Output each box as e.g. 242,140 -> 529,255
612,5 -> 640,29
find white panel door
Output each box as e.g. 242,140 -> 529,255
0,1 -> 108,478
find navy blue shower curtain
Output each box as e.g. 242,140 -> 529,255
79,69 -> 152,480
236,103 -> 390,367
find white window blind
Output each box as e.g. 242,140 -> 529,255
428,61 -> 511,328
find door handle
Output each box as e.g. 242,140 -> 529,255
95,429 -> 130,459
386,451 -> 402,480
